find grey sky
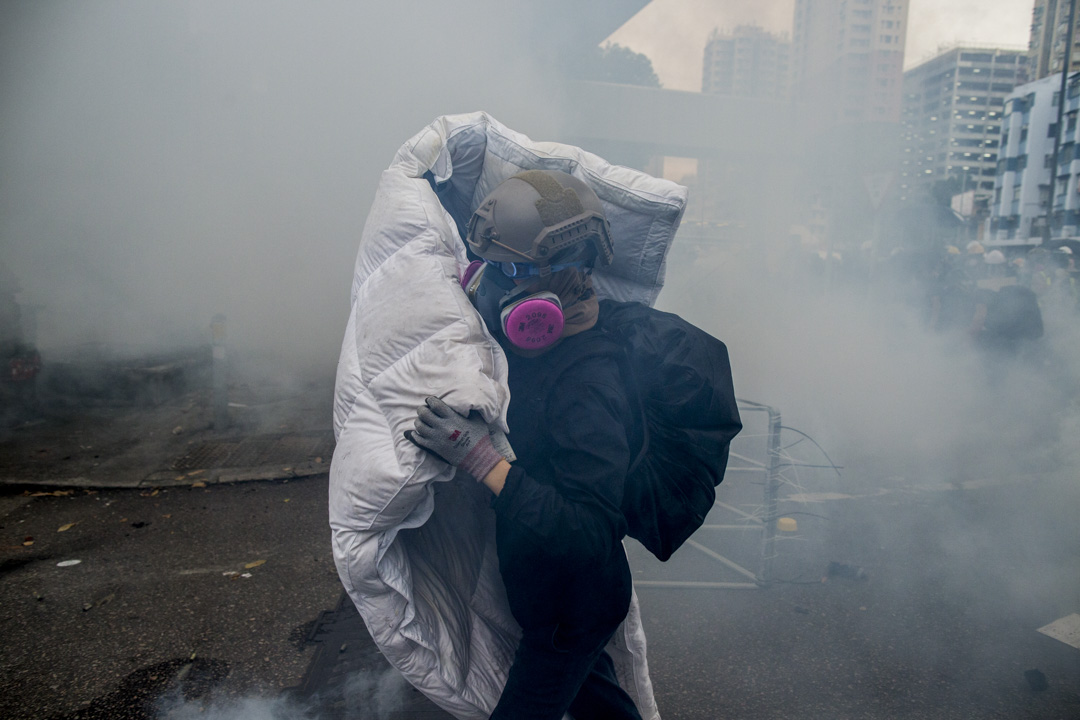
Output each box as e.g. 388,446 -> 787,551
607,0 -> 1034,91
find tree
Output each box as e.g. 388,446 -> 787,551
580,43 -> 662,88
929,176 -> 963,207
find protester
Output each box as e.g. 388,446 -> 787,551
407,170 -> 644,720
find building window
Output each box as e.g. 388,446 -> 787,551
1050,123 -> 1059,138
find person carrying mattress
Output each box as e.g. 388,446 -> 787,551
406,169 -> 644,720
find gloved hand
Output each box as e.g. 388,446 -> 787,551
406,396 -> 508,481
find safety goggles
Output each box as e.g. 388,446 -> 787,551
484,240 -> 598,279
484,259 -> 586,279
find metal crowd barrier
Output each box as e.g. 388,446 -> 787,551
632,399 -> 785,590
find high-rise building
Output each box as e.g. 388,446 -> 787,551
899,47 -> 1029,204
987,74 -> 1061,243
702,25 -> 791,99
1028,0 -> 1080,80
791,0 -> 908,124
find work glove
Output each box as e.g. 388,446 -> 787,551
406,396 -> 512,481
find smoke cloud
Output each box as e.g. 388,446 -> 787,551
0,0 -> 558,367
155,667 -> 409,720
658,242 -> 1080,488
4,1 -> 1076,713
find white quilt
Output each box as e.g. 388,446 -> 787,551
329,112 -> 687,719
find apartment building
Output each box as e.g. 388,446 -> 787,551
987,74 -> 1060,243
899,47 -> 1028,203
791,0 -> 908,124
702,25 -> 791,99
1029,0 -> 1080,80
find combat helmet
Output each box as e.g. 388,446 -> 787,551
467,170 -> 614,276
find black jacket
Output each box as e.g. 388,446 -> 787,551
492,327 -> 642,636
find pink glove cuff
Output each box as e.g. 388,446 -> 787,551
459,434 -> 504,482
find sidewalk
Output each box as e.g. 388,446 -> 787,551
0,355 -> 336,489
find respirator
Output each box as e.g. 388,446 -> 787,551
461,260 -> 565,351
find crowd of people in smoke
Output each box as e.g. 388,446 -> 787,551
713,230 -> 1080,383
876,238 -> 1080,377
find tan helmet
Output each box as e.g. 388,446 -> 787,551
467,170 -> 614,275
966,241 -> 985,255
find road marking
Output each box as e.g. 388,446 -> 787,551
784,475 -> 1038,503
1038,613 -> 1080,649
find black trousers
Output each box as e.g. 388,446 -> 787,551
490,623 -> 643,720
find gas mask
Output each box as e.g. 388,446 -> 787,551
461,261 -> 565,351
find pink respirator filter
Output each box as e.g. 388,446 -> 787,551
501,294 -> 564,349
460,260 -> 484,291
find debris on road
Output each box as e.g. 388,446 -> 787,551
1025,668 -> 1048,691
825,561 -> 868,581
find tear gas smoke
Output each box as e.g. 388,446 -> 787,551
0,0 -> 561,368
155,667 -> 409,720
659,242 -> 1080,487
4,1 -> 1077,715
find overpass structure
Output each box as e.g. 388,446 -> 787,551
558,80 -> 800,163
554,81 -> 903,250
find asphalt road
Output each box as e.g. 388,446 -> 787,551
628,473 -> 1080,719
2,470 -> 1078,720
2,405 -> 1080,720
0,476 -> 343,720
